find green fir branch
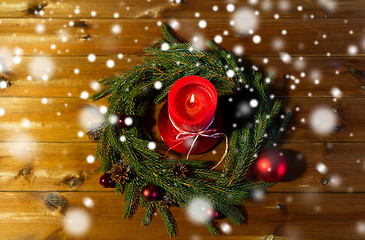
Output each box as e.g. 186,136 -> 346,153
123,180 -> 141,219
157,202 -> 179,237
141,202 -> 157,227
204,221 -> 221,236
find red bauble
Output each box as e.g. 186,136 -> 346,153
99,174 -> 114,188
213,209 -> 226,220
204,208 -> 225,221
141,185 -> 160,201
117,115 -> 133,128
254,149 -> 287,183
117,118 -> 126,128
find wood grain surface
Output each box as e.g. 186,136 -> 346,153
0,0 -> 364,239
1,192 -> 365,240
0,142 -> 363,193
0,18 -> 363,56
2,56 -> 365,98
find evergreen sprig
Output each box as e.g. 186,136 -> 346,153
91,24 -> 290,237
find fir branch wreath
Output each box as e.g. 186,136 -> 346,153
91,24 -> 290,237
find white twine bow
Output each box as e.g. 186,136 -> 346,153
165,116 -> 228,170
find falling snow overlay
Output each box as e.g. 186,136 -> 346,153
0,0 -> 364,239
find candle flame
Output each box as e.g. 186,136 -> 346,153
190,94 -> 195,105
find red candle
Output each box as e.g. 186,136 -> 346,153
168,76 -> 218,132
158,76 -> 223,155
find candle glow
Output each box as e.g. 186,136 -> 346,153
188,94 -> 195,108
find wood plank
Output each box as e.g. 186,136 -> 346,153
0,19 -> 363,56
0,142 -> 108,192
0,97 -> 364,143
0,142 -> 364,193
2,56 -> 365,98
1,0 -> 364,19
0,192 -> 364,239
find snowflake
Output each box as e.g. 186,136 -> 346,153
231,8 -> 258,34
106,60 -> 115,68
198,20 -> 207,29
253,35 -> 261,44
88,54 -> 96,62
63,208 -> 90,236
309,107 -> 338,135
148,141 -> 156,150
86,155 -> 95,164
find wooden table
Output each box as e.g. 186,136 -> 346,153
0,1 -> 364,239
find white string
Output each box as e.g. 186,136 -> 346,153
169,116 -> 228,170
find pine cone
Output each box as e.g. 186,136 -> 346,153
111,163 -> 133,184
172,163 -> 188,179
86,123 -> 103,141
161,194 -> 174,208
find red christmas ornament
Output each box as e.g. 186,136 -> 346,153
254,149 -> 287,183
141,185 -> 160,201
99,174 -> 114,188
117,118 -> 126,128
213,209 -> 226,220
117,115 -> 133,128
